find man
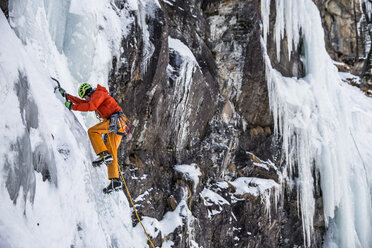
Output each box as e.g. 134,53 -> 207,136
60,83 -> 129,194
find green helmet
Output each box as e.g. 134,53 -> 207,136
78,83 -> 92,98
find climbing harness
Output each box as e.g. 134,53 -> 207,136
109,111 -> 130,136
107,134 -> 155,248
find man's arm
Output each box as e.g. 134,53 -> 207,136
67,94 -> 87,104
71,91 -> 105,112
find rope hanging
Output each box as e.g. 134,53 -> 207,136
118,166 -> 156,248
107,132 -> 155,248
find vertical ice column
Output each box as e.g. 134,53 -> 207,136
63,12 -> 97,83
43,0 -> 71,53
261,0 -> 372,247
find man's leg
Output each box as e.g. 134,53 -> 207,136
102,119 -> 128,193
106,133 -> 123,179
88,120 -> 110,155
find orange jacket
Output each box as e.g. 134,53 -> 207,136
67,84 -> 122,119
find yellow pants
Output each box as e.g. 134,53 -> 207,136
88,119 -> 127,179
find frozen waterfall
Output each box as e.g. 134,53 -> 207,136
261,0 -> 372,247
0,0 -> 149,247
1,0 -> 372,247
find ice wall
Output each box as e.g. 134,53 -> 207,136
8,0 -> 122,88
0,0 -> 149,247
261,0 -> 372,247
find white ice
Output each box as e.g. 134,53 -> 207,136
261,0 -> 372,247
0,0 -> 150,246
168,37 -> 199,152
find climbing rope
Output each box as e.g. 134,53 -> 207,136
107,127 -> 155,248
349,129 -> 370,181
118,165 -> 156,248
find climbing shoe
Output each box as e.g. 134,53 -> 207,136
92,151 -> 113,167
103,178 -> 122,194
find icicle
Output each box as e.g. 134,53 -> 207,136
261,0 -> 271,46
261,0 -> 372,247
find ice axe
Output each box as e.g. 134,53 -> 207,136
51,77 -> 61,91
51,77 -> 68,101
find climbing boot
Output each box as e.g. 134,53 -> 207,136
103,178 -> 122,194
92,151 -> 113,167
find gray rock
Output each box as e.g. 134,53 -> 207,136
0,0 -> 8,19
106,0 -> 338,247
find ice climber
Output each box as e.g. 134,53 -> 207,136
60,83 -> 130,194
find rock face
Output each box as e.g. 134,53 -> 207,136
314,0 -> 362,60
314,0 -> 371,81
264,1 -> 305,80
314,0 -> 372,92
0,0 -> 8,18
107,0 -> 349,247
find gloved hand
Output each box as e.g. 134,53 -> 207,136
65,101 -> 73,110
59,88 -> 66,97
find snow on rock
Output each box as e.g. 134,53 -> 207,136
169,37 -> 198,63
168,37 -> 199,151
174,163 -> 201,192
138,186 -> 199,248
140,200 -> 188,239
229,177 -> 279,198
247,152 -> 278,172
126,0 -> 161,74
201,188 -> 230,207
228,177 -> 279,219
200,176 -> 279,220
338,72 -> 361,85
200,188 -> 229,218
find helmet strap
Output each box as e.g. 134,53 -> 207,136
85,88 -> 93,97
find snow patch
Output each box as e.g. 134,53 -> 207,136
168,37 -> 199,151
200,188 -> 229,218
174,163 -> 201,192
